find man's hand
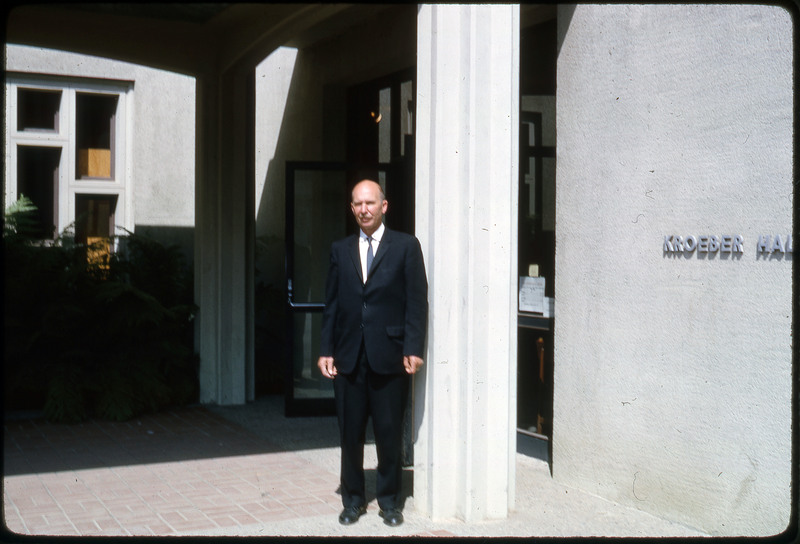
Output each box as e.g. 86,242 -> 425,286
403,355 -> 424,375
318,356 -> 337,379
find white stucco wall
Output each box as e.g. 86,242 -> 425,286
5,44 -> 195,231
553,5 -> 792,536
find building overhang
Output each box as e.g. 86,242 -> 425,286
5,3 -> 394,76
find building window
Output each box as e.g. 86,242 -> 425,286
17,88 -> 61,132
76,93 -> 117,180
16,145 -> 62,239
75,194 -> 117,267
5,75 -> 131,245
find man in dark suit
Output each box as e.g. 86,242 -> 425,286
318,179 -> 428,527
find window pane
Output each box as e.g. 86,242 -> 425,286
17,88 -> 61,132
75,195 -> 118,267
378,87 -> 391,164
75,194 -> 117,242
17,146 -> 61,239
76,93 -> 118,179
292,169 -> 348,304
400,80 -> 413,157
293,312 -> 334,400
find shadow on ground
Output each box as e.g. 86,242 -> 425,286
3,396 -> 339,476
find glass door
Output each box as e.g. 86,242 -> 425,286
284,161 -> 353,416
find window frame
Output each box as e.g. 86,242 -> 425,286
5,74 -> 134,243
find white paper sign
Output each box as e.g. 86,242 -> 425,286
542,297 -> 554,318
519,276 -> 545,314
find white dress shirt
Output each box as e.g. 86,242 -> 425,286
359,222 -> 384,282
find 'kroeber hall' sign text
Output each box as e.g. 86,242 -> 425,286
663,234 -> 793,255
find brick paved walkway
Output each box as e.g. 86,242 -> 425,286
3,406 -> 449,537
3,399 -> 709,538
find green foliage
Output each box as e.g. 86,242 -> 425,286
4,198 -> 199,423
43,364 -> 88,424
3,195 -> 40,238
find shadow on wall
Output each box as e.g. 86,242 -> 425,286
254,235 -> 289,395
556,4 -> 576,59
254,47 -> 309,397
134,225 -> 194,266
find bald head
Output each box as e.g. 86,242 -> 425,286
351,179 -> 387,236
351,179 -> 385,201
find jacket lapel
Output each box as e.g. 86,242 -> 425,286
348,234 -> 363,283
367,228 -> 392,282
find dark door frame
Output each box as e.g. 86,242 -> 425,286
283,160 -> 351,417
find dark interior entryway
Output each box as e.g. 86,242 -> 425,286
517,11 -> 557,463
346,68 -> 416,236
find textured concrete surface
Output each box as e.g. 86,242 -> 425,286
554,4 -> 793,535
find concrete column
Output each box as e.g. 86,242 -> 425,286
414,4 -> 519,521
195,68 -> 255,405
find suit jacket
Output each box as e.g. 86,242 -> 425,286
319,227 -> 428,375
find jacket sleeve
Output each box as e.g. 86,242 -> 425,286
319,245 -> 339,357
403,236 -> 429,358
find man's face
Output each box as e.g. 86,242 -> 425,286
350,180 -> 387,236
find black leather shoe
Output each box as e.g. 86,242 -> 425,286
339,505 -> 367,525
379,508 -> 404,527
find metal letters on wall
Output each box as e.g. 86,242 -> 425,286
663,234 -> 793,256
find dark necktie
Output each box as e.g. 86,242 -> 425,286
366,237 -> 374,275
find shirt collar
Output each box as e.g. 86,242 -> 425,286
360,223 -> 385,242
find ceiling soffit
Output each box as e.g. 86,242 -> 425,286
5,3 -> 378,76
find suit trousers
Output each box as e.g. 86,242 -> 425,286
334,343 -> 409,510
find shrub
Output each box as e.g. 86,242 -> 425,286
3,197 -> 198,422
